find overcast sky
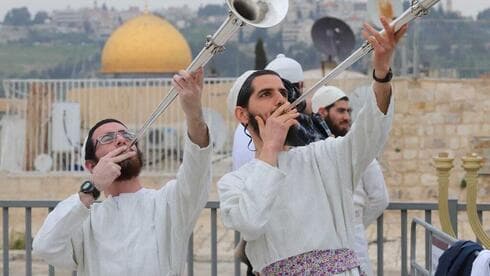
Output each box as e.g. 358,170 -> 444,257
0,0 -> 489,20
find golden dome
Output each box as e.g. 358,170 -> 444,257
101,13 -> 192,74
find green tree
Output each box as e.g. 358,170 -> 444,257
197,4 -> 227,17
32,11 -> 49,24
3,7 -> 31,26
254,38 -> 267,70
477,8 -> 490,20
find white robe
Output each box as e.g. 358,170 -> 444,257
232,124 -> 255,171
353,159 -> 389,275
218,85 -> 394,273
33,134 -> 212,276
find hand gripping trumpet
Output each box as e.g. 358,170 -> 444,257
129,0 -> 289,148
289,0 -> 441,110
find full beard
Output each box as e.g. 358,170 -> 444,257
117,148 -> 143,181
324,116 -> 349,137
94,148 -> 144,181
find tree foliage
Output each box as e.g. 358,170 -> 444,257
32,11 -> 49,24
3,7 -> 31,26
254,38 -> 268,70
197,4 -> 227,17
477,8 -> 490,20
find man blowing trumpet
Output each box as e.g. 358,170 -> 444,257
218,17 -> 407,275
33,68 -> 212,275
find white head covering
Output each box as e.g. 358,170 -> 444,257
80,135 -> 89,170
227,70 -> 256,115
311,86 -> 348,113
265,54 -> 304,83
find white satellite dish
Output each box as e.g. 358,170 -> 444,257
367,0 -> 403,29
34,154 -> 53,173
202,107 -> 227,153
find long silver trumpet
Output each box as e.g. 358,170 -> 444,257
129,0 -> 288,147
290,0 -> 440,109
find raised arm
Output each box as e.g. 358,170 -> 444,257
315,17 -> 407,191
363,16 -> 408,114
164,67 -> 212,236
173,67 -> 209,148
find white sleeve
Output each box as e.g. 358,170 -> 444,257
164,131 -> 212,243
32,194 -> 88,270
218,160 -> 286,241
314,84 -> 394,193
361,160 -> 389,226
232,124 -> 255,170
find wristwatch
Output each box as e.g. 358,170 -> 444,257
80,180 -> 100,200
373,67 -> 393,83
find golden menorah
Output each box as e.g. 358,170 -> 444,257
434,152 -> 490,248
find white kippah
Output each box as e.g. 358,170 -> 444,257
265,53 -> 304,83
311,86 -> 348,113
80,135 -> 89,171
227,70 -> 256,116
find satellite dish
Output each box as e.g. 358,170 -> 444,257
367,0 -> 403,29
311,16 -> 356,63
202,108 -> 228,153
34,154 -> 53,173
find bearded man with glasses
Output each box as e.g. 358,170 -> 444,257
33,68 -> 212,275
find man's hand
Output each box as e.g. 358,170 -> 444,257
172,67 -> 209,148
91,147 -> 136,192
362,16 -> 408,114
362,16 -> 408,76
173,68 -> 204,120
256,103 -> 299,166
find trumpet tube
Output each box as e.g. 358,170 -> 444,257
290,0 -> 441,109
130,14 -> 243,147
130,0 -> 288,147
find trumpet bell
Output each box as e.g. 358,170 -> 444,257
227,0 -> 288,28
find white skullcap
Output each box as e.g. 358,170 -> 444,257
265,54 -> 304,83
80,135 -> 89,171
227,70 -> 256,116
311,86 -> 348,113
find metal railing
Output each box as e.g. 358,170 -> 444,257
1,200 -> 490,276
410,218 -> 458,276
0,77 -> 370,174
0,78 -> 238,173
379,200 -> 490,276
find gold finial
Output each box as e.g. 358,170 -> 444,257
434,152 -> 456,237
462,153 -> 490,248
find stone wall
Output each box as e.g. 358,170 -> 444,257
381,77 -> 490,202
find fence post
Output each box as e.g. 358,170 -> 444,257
187,234 -> 194,276
377,215 -> 384,276
448,199 -> 458,237
3,207 -> 9,276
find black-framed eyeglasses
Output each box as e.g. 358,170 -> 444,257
94,130 -> 136,148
